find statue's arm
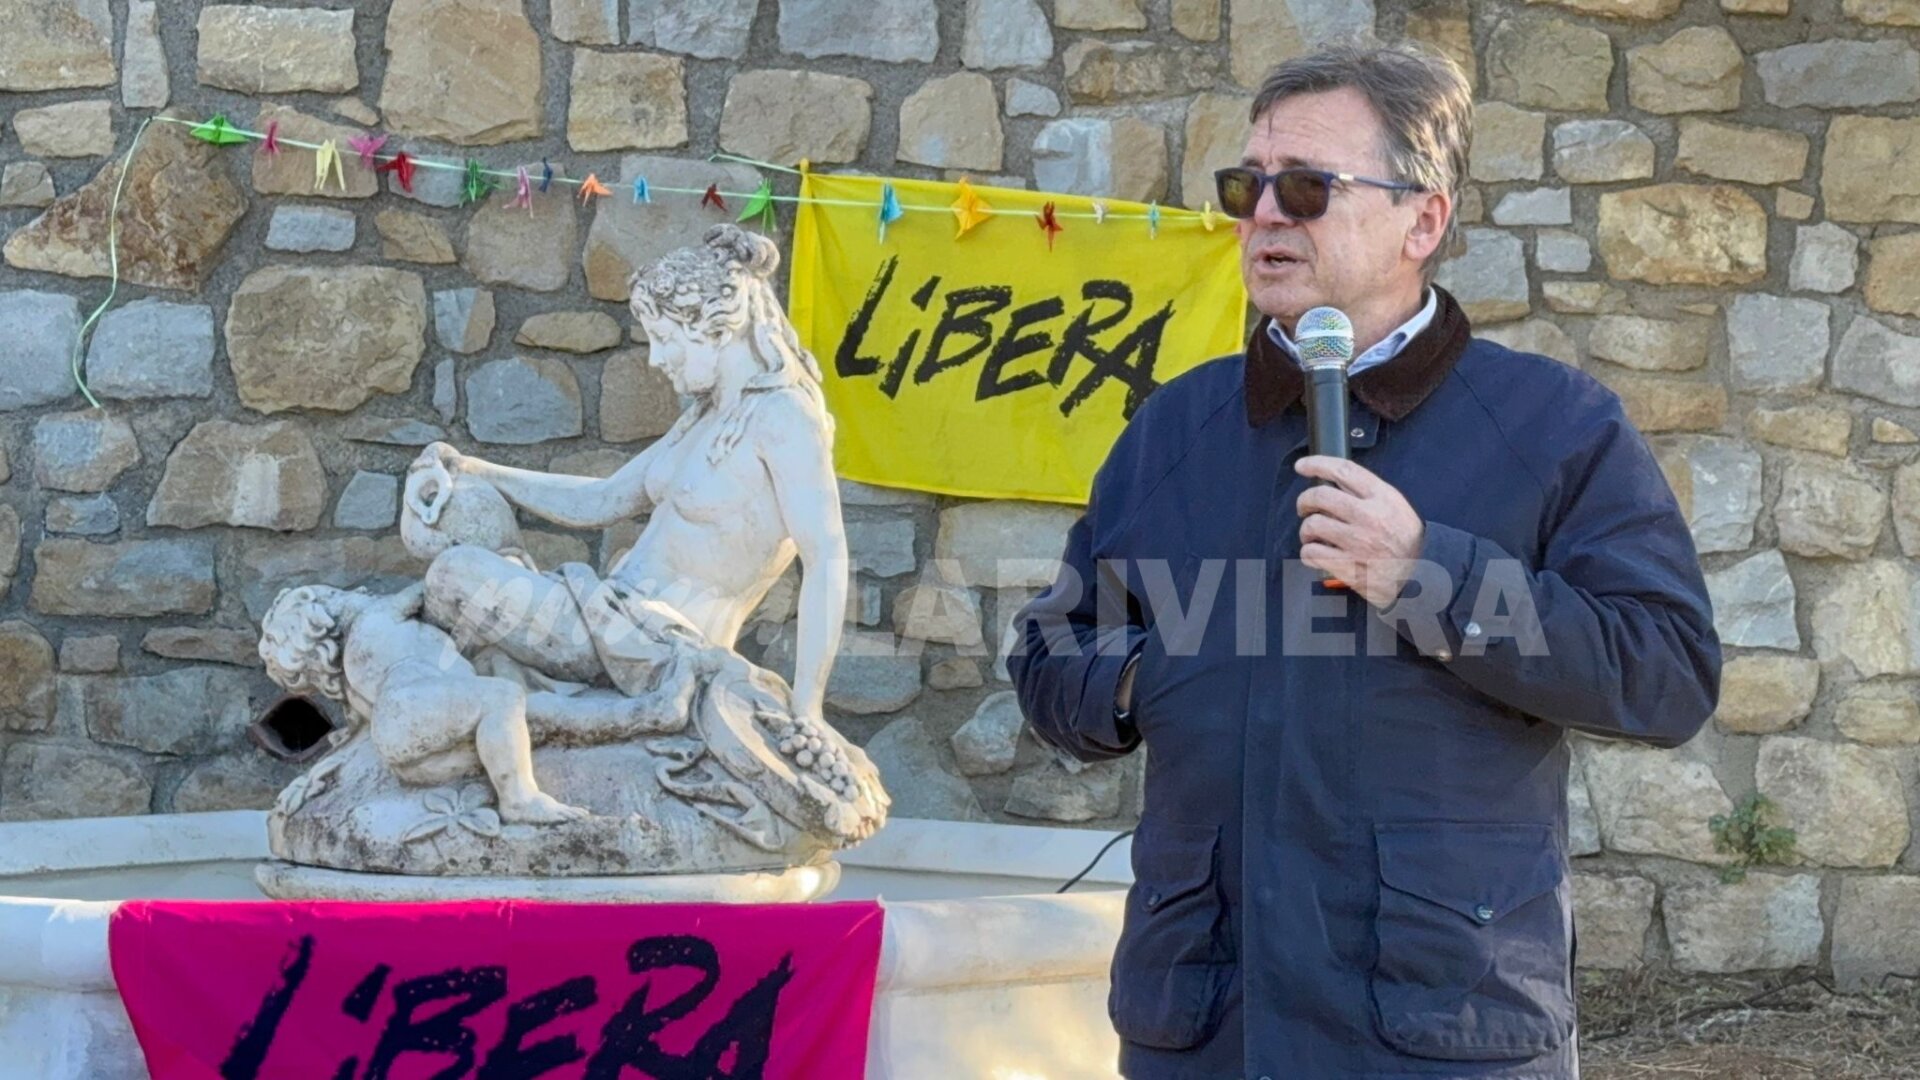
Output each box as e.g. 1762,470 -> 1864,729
427,443 -> 658,530
759,394 -> 848,723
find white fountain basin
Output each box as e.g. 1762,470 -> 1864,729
0,812 -> 1132,1079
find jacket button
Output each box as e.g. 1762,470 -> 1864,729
1349,426 -> 1365,439
1474,904 -> 1495,922
1146,890 -> 1163,909
1434,646 -> 1453,662
1465,620 -> 1484,639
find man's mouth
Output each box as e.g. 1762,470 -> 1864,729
1257,249 -> 1304,268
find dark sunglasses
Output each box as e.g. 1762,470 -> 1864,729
1213,166 -> 1425,221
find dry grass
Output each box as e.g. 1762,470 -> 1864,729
1579,969 -> 1920,1080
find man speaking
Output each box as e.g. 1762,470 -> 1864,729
1009,42 -> 1720,1079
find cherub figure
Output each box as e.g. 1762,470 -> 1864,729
259,583 -> 699,826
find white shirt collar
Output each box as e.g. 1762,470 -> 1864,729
1264,288 -> 1439,377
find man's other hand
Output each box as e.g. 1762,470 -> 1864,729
1294,455 -> 1425,609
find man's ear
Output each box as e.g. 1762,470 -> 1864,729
1403,189 -> 1453,265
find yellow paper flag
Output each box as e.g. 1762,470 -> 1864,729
313,139 -> 345,192
791,173 -> 1248,505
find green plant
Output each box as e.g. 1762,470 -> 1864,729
1708,793 -> 1797,884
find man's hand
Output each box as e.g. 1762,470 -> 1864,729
1294,456 -> 1425,609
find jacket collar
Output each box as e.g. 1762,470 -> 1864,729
1244,285 -> 1473,427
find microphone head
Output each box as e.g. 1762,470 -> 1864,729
1295,306 -> 1355,371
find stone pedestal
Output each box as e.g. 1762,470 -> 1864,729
255,859 -> 841,903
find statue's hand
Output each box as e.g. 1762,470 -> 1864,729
414,442 -> 464,475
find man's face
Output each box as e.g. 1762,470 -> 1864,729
1235,87 -> 1425,329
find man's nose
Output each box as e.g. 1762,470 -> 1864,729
1253,181 -> 1298,228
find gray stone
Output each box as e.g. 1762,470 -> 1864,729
1057,0 -> 1147,27
893,583 -> 985,647
1068,39 -> 1218,103
0,508 -> 15,601
1833,315 -> 1920,409
142,627 -> 265,668
45,494 -> 118,536
0,161 -> 56,207
466,357 -> 584,445
339,417 -> 449,447
57,634 -> 117,674
1570,875 -> 1653,969
1491,188 -> 1571,227
1676,119 -> 1810,187
31,538 -> 217,617
433,288 -> 495,354
1229,0 -> 1376,88
1626,26 -> 1743,115
0,744 -> 150,821
840,479 -> 936,508
862,717 -> 988,822
195,5 -> 357,94
227,266 -> 428,415
335,471 -> 400,531
1833,876 -> 1920,991
1535,231 -> 1591,274
1707,550 -> 1799,650
600,349 -> 680,442
122,0 -> 168,107
952,691 -> 1024,776
824,632 -> 925,713
1031,117 -> 1168,204
1759,736 -> 1910,867
83,298 -> 215,400
1789,223 -> 1858,295
32,411 -> 138,493
1660,437 -> 1762,555
777,0 -> 940,63
1713,654 -> 1818,735
516,311 -> 623,354
630,0 -> 757,58
1480,319 -> 1578,366
1182,92 -> 1254,208
148,420 -> 327,531
1901,463 -> 1920,557
1727,294 -> 1828,391
1775,457 -> 1887,560
1812,561 -> 1918,680
930,658 -> 985,690
1834,683 -> 1920,746
390,156 -> 466,207
374,209 -> 456,264
935,502 -> 1079,588
1824,116 -> 1920,225
1597,185 -> 1767,287
1434,228 -> 1529,324
1006,758 -> 1127,822
1757,40 -> 1920,109
64,666 -> 252,756
250,106 -> 381,201
434,359 -> 459,422
261,203 -> 355,251
847,519 -> 917,578
1580,741 -> 1733,864
551,0 -> 618,42
567,49 -> 687,152
1569,763 -> 1601,856
173,753 -> 294,813
1589,316 -> 1709,372
381,0 -> 542,145
898,72 -> 1004,171
0,622 -> 56,732
1006,79 -> 1062,118
1666,875 -> 1824,973
583,156 -> 762,301
0,0 -> 114,91
962,0 -> 1052,69
4,123 -> 246,292
236,536 -> 424,620
718,70 -> 873,166
464,169 -> 579,292
11,100 -> 110,158
1552,120 -> 1655,184
1486,16 -> 1614,112
0,290 -> 80,410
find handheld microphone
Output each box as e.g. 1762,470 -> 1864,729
1296,307 -> 1355,589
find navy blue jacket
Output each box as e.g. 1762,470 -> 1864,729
1010,289 -> 1720,1079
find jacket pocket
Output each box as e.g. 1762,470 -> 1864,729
1108,819 -> 1233,1050
1369,822 -> 1573,1062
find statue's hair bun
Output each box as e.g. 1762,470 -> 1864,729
704,223 -> 780,279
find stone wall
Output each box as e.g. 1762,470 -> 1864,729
3,0 -> 1920,984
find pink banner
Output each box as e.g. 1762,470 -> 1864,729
109,899 -> 884,1080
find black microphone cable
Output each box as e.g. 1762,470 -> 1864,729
1057,828 -> 1134,893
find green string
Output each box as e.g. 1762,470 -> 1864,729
69,114 -> 157,410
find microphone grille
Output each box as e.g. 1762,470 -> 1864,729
1295,306 -> 1355,370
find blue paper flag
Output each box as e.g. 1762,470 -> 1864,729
1147,202 -> 1161,239
539,158 -> 554,193
877,183 -> 904,243
633,176 -> 651,204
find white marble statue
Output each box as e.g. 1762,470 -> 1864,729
260,225 -> 888,896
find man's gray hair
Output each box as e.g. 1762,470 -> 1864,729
1251,40 -> 1473,282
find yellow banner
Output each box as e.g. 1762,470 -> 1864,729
790,173 -> 1248,505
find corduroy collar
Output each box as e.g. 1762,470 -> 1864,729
1244,285 -> 1473,427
